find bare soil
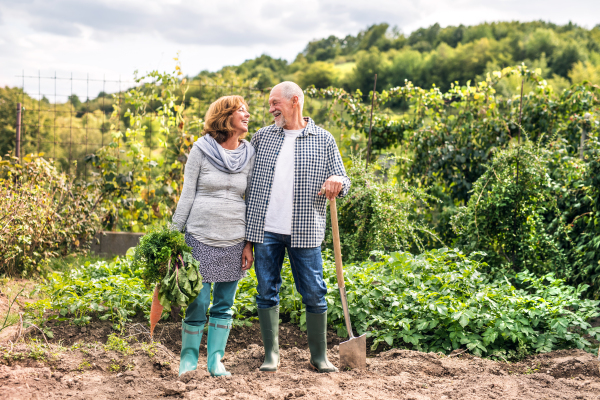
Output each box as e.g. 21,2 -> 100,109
1,319 -> 599,399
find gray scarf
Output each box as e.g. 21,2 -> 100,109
194,134 -> 255,174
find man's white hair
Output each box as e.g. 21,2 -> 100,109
272,81 -> 304,110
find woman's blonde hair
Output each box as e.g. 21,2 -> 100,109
203,95 -> 249,144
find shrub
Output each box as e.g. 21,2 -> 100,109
452,132 -> 600,298
0,155 -> 101,276
547,133 -> 600,298
322,157 -> 440,262
451,141 -> 568,279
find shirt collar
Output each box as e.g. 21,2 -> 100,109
276,117 -> 317,137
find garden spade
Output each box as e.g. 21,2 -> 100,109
329,197 -> 367,369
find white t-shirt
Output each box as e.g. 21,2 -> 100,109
263,129 -> 303,235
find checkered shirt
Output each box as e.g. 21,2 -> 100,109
245,117 -> 351,248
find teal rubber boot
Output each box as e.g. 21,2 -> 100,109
206,317 -> 232,377
306,311 -> 338,373
179,321 -> 204,376
257,306 -> 280,372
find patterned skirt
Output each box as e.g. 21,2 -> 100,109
185,232 -> 246,283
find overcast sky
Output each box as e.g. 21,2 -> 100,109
1,0 -> 599,99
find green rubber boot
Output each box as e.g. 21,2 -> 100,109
206,317 -> 232,377
258,306 -> 280,372
179,321 -> 204,376
306,311 -> 338,373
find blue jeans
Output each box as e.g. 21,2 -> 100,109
254,231 -> 327,314
184,280 -> 239,327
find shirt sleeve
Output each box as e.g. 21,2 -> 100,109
326,136 -> 351,198
171,146 -> 203,232
250,129 -> 261,150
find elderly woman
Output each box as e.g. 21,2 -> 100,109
171,95 -> 255,377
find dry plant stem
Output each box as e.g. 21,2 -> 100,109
0,288 -> 24,333
512,78 -> 525,269
473,172 -> 494,243
27,323 -> 49,347
366,73 -> 377,167
10,313 -> 24,343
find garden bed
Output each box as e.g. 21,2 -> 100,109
1,319 -> 599,400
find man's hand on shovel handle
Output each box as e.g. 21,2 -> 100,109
319,175 -> 344,200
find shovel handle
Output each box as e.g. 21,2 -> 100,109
329,198 -> 355,339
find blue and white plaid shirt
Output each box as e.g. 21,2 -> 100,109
246,117 -> 351,248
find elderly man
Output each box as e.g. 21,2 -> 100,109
242,81 -> 350,373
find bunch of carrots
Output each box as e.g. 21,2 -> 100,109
133,226 -> 202,336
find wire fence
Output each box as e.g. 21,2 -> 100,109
12,71 -> 342,181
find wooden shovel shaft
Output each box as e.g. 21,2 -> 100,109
329,198 -> 355,339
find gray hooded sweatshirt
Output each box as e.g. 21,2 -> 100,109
171,139 -> 255,247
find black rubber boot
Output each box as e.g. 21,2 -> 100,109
306,311 -> 338,373
258,306 -> 280,372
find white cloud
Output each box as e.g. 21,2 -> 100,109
1,0 -> 599,95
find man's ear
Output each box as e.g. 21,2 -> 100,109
292,95 -> 298,108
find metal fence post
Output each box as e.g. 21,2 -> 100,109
16,103 -> 22,159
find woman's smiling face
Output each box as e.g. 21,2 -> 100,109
230,104 -> 250,135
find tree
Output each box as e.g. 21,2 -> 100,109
68,94 -> 81,109
298,62 -> 337,89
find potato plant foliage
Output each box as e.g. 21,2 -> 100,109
235,249 -> 600,358
32,247 -> 599,358
35,255 -> 152,332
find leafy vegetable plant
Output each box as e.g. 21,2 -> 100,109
157,251 -> 202,311
132,226 -> 202,310
233,248 -> 600,359
35,255 -> 151,331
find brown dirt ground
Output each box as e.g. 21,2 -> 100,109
1,319 -> 599,399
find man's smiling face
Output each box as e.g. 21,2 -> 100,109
268,86 -> 293,128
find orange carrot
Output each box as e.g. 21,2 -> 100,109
150,284 -> 163,338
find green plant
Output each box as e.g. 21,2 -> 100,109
108,360 -> 121,373
132,226 -> 202,310
133,226 -> 190,285
322,156 -> 441,262
0,154 -> 101,276
233,248 -> 600,358
451,140 -> 568,278
547,132 -> 600,298
104,334 -> 134,356
77,361 -> 92,371
27,339 -> 47,361
41,255 -> 152,332
23,298 -> 54,338
0,288 -> 23,334
452,128 -> 600,298
157,250 -> 202,311
141,342 -> 157,358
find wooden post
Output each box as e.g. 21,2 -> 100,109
16,103 -> 22,159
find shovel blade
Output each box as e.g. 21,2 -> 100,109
339,333 -> 367,370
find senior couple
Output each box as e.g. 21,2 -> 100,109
171,81 -> 350,377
